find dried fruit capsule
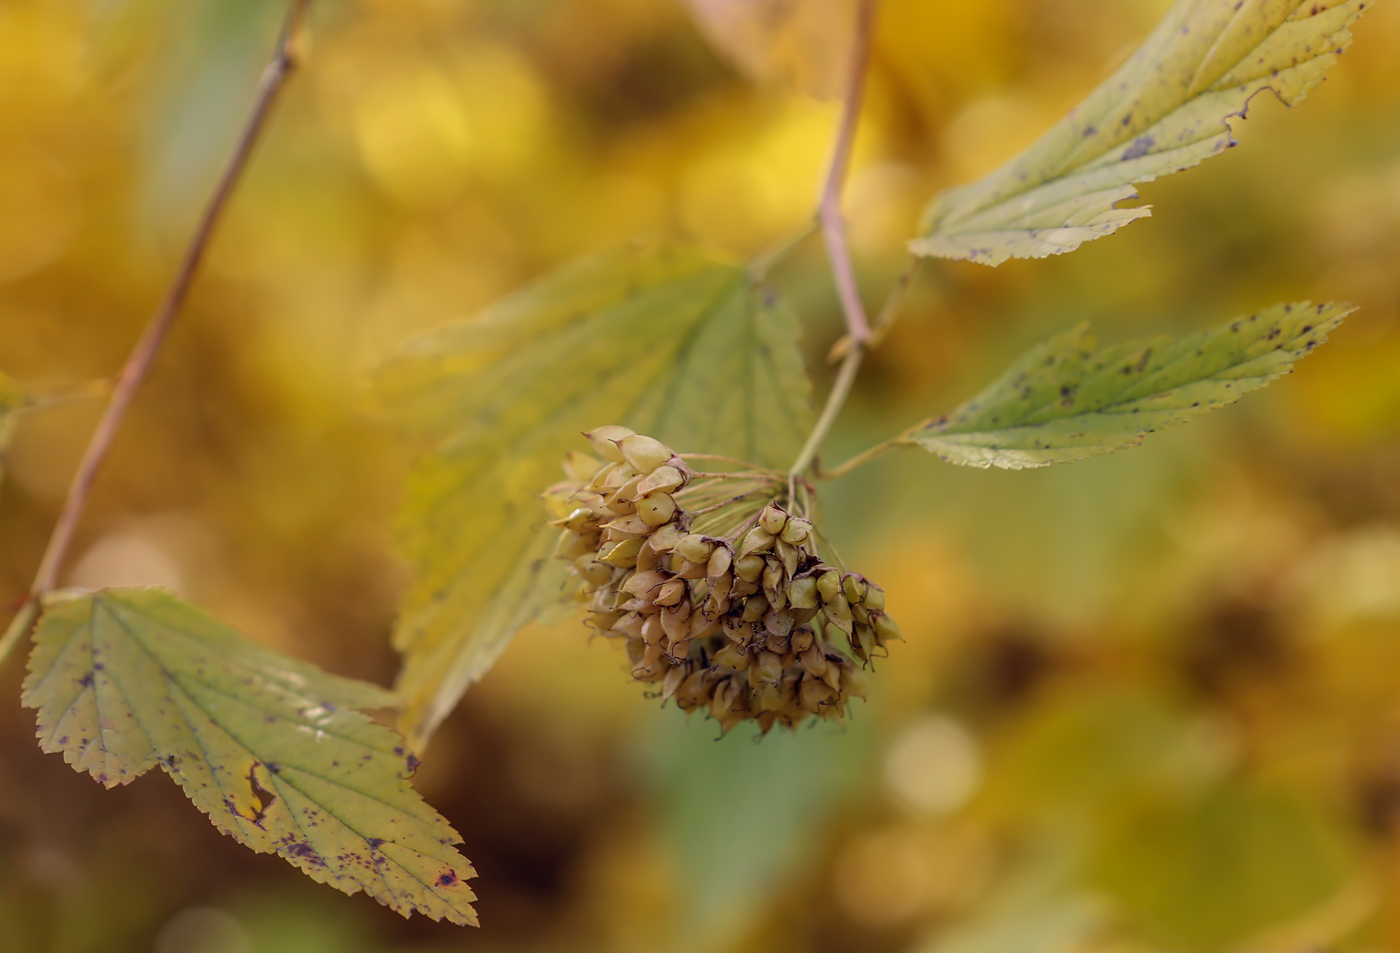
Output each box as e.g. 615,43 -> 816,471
780,517 -> 812,545
584,425 -> 635,462
654,579 -> 687,607
618,434 -> 674,474
637,492 -> 677,526
706,546 -> 732,579
734,553 -> 765,583
739,527 -> 776,556
759,503 -> 788,536
788,576 -> 818,610
637,465 -> 686,495
601,537 -> 644,568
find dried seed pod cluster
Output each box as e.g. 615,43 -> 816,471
544,426 -> 901,734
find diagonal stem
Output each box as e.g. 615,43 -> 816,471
0,0 -> 313,668
789,0 -> 879,480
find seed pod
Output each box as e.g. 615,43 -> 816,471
601,537 -> 644,568
618,434 -> 673,474
622,570 -> 668,597
636,539 -> 662,572
635,642 -> 666,678
823,596 -> 853,635
637,492 -> 677,526
574,555 -> 613,586
788,576 -> 819,610
706,546 -> 732,580
763,609 -> 793,639
640,613 -> 666,646
759,503 -> 788,536
585,425 -> 635,462
800,675 -> 833,712
554,530 -> 592,561
775,540 -> 800,578
741,594 -> 769,623
674,534 -> 712,565
843,575 -> 867,605
756,651 -> 784,685
711,642 -> 747,671
862,585 -> 886,612
637,465 -> 686,495
552,507 -> 597,533
817,569 -> 842,603
799,643 -> 827,678
563,451 -> 605,483
735,553 -> 765,583
654,579 -> 687,607
790,626 -> 815,654
780,517 -> 812,545
612,613 -> 644,639
661,664 -> 688,702
762,559 -> 784,594
740,526 -> 777,556
874,612 -> 903,643
661,603 -> 692,642
841,664 -> 870,699
648,522 -> 686,552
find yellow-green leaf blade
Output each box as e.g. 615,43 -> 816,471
906,301 -> 1349,469
376,243 -> 813,745
912,0 -> 1376,266
22,588 -> 478,926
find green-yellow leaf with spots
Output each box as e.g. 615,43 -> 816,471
912,0 -> 1377,266
901,301 -> 1349,469
375,242 -> 813,746
22,588 -> 479,926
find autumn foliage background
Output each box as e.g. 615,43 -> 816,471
3,0 -> 1400,951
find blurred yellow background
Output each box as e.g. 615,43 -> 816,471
2,0 -> 1400,951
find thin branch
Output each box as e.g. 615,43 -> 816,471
788,345 -> 863,479
1,1 -> 312,664
789,0 -> 878,481
818,0 -> 878,348
820,437 -> 901,481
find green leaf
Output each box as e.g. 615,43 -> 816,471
903,301 -> 1349,469
375,242 -> 813,745
912,0 -> 1376,266
22,588 -> 479,926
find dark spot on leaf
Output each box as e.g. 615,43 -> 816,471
438,870 -> 458,887
406,753 -> 421,774
1122,135 -> 1155,160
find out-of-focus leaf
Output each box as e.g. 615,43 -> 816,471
901,301 -> 1348,470
1089,779 -> 1354,952
646,710 -> 872,943
22,588 -> 479,926
375,243 -> 813,745
680,0 -> 855,98
912,0 -> 1377,265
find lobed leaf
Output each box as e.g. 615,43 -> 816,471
904,301 -> 1349,469
912,0 -> 1377,266
22,588 -> 479,926
374,242 -> 813,745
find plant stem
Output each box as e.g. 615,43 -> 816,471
789,0 -> 878,481
819,0 -> 877,348
788,345 -> 863,479
0,0 -> 311,665
821,438 -> 901,481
